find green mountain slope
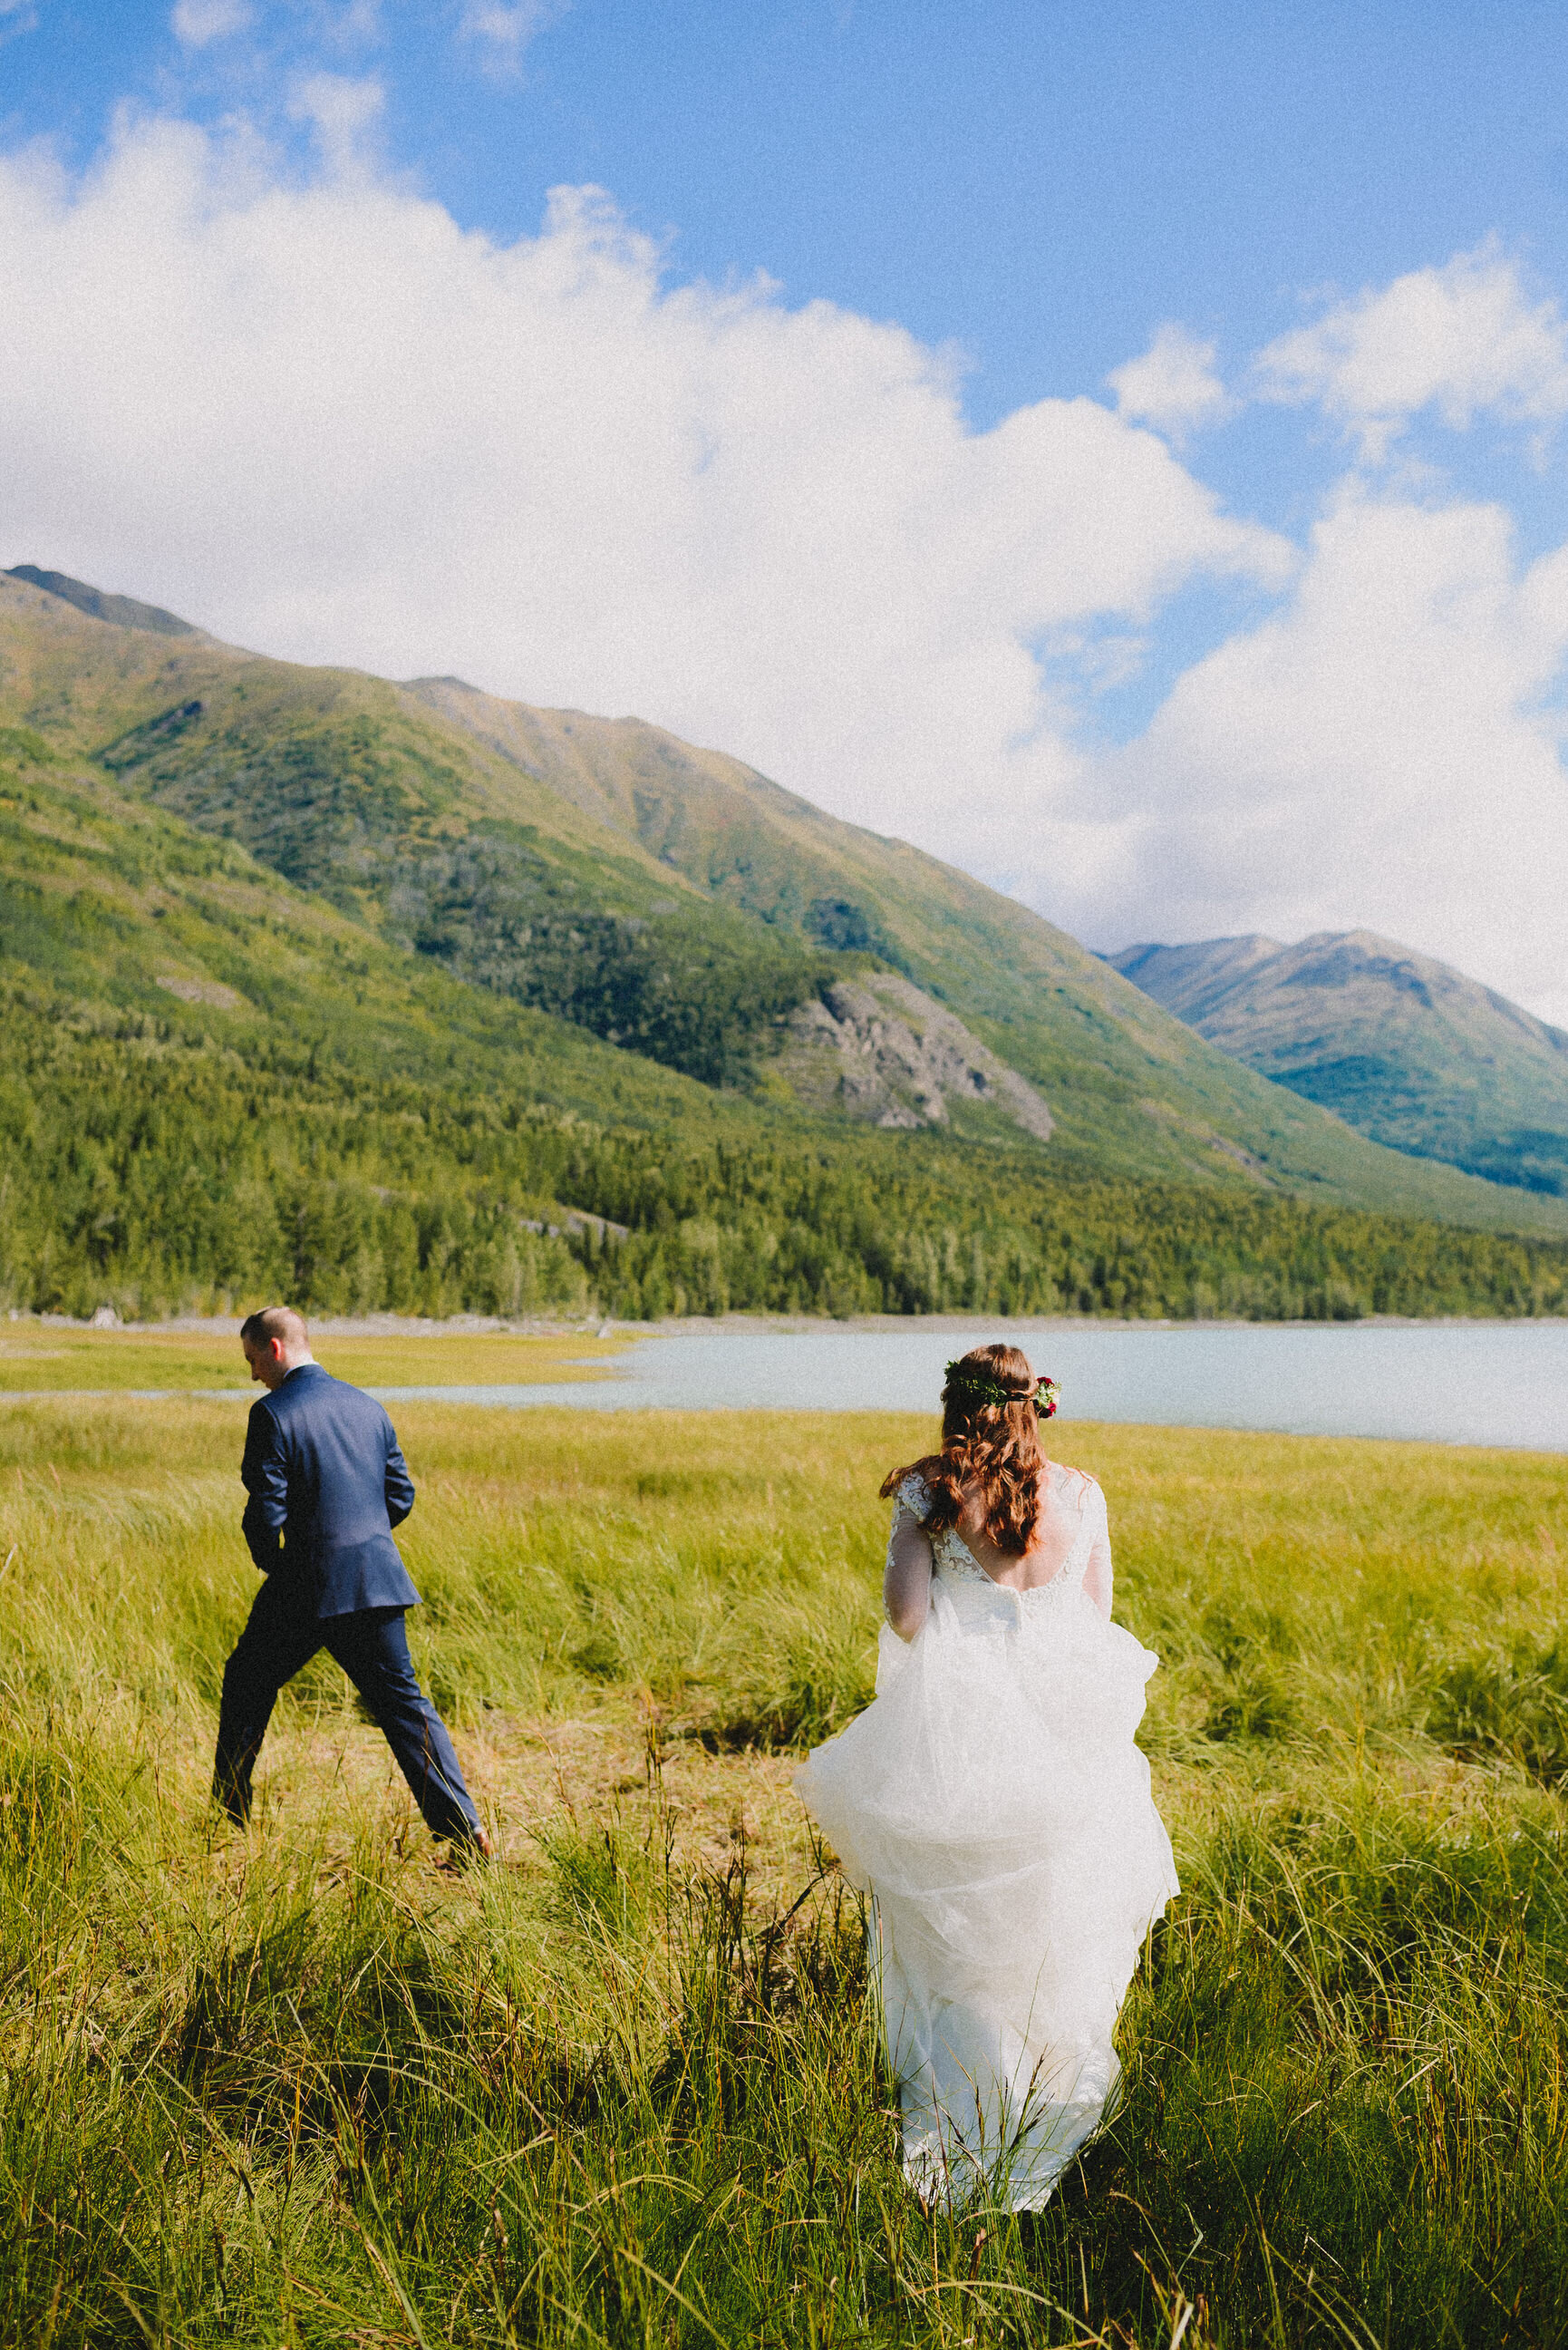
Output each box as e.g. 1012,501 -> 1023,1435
5,751 -> 1565,1328
0,725 -> 723,1129
399,672 -> 1568,1228
5,577 -> 847,1092
5,601 -> 1568,1320
4,567 -> 1566,1246
1110,933 -> 1568,1198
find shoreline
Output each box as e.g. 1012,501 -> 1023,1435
7,1306 -> 1567,1338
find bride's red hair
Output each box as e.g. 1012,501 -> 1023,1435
881,1343 -> 1046,1557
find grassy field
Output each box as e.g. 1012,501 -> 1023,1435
0,1326 -> 630,1393
1,1399 -> 1565,2346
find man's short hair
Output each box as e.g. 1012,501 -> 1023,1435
240,1306 -> 310,1351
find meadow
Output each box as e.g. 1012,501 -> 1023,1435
0,1323 -> 630,1394
1,1393 -> 1565,2346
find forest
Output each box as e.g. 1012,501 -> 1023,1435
7,635 -> 1568,1328
5,985 -> 1566,1324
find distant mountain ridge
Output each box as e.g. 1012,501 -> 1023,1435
395,667 -> 1568,1223
1109,932 -> 1568,1196
5,562 -> 1567,1237
5,565 -> 200,640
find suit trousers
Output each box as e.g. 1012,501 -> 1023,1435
213,1573 -> 481,1842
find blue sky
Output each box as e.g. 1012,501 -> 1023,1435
12,4 -> 1568,457
4,1 -> 1568,1015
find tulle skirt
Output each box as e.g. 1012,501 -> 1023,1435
795,1573 -> 1178,2210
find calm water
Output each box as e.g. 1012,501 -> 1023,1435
373,1319 -> 1568,1452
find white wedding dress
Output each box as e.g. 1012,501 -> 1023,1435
795,1464 -> 1178,2210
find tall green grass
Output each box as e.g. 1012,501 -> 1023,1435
0,1400 -> 1565,2344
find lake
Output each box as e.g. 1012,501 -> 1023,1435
374,1318 -> 1568,1452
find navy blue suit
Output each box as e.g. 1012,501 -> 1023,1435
238,1362 -> 421,1615
214,1364 -> 480,1843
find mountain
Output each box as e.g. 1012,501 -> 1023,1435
5,565 -> 201,640
7,719 -> 1565,1330
3,564 -> 1567,1263
1108,933 -> 1568,1198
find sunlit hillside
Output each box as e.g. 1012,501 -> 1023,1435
1113,930 -> 1568,1196
6,568 -> 1568,1322
5,565 -> 1561,1221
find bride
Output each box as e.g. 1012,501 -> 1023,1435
795,1344 -> 1178,2211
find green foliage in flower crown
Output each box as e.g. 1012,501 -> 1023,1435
943,1362 -> 1065,1420
943,1359 -> 1023,1407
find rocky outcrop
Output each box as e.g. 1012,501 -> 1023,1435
779,973 -> 1053,1141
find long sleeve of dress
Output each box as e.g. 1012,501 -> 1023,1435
886,1472 -> 933,1573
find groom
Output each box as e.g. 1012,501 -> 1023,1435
212,1306 -> 489,1857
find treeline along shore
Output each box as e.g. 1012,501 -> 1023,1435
5,989 -> 1568,1325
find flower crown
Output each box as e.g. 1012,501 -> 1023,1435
944,1360 -> 1060,1420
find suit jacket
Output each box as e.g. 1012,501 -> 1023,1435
240,1363 -> 421,1617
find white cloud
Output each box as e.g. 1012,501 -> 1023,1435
458,1 -> 564,70
1257,244 -> 1568,460
1107,324 -> 1234,440
1063,487 -> 1568,1024
0,110 -> 1282,898
170,0 -> 252,47
6,120 -> 1567,1028
286,72 -> 384,171
315,0 -> 382,44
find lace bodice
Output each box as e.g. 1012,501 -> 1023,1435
890,1464 -> 1111,1612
